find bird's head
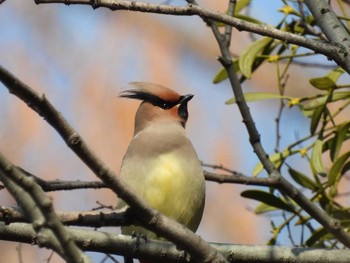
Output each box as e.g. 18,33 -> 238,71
120,82 -> 194,133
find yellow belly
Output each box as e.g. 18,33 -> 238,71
121,152 -> 204,239
143,153 -> 189,221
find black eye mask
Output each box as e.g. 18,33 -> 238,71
120,90 -> 193,124
120,90 -> 180,109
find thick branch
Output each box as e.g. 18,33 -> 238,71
0,153 -> 89,262
2,223 -> 350,263
304,0 -> 350,56
0,65 -> 226,262
34,0 -> 350,73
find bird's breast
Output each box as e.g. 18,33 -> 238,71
144,153 -> 187,207
120,124 -> 205,233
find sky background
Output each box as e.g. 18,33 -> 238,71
0,0 -> 345,262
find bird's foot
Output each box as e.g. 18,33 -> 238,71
131,231 -> 148,246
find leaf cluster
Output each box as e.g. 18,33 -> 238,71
213,0 -> 350,248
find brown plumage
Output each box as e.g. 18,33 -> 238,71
120,82 -> 194,132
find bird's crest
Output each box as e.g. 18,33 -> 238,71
120,82 -> 182,109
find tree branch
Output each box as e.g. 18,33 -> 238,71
0,206 -> 130,227
13,164 -> 279,192
0,153 -> 90,262
186,0 -> 350,250
304,0 -> 350,57
204,171 -> 278,186
16,166 -> 106,191
2,222 -> 350,263
34,0 -> 350,73
0,65 -> 226,262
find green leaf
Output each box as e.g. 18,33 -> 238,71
310,105 -> 324,134
216,0 -> 255,27
235,0 -> 251,13
300,105 -> 314,118
213,61 -> 240,84
241,190 -> 295,213
339,219 -> 350,228
254,203 -> 279,214
234,13 -> 262,24
311,139 -> 326,177
307,220 -> 350,246
294,24 -> 306,34
328,151 -> 350,185
309,67 -> 345,90
328,67 -> 345,81
239,37 -> 274,78
306,227 -> 329,247
278,5 -> 300,16
330,122 -> 350,161
330,209 -> 350,220
253,150 -> 291,176
329,185 -> 338,198
226,92 -> 292,105
303,92 -> 350,110
295,216 -> 311,225
213,67 -> 228,84
267,236 -> 277,245
309,77 -> 336,90
288,168 -> 317,191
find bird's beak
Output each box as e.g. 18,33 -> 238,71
179,94 -> 194,104
178,94 -> 194,127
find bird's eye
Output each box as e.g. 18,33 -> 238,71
152,97 -> 177,109
160,102 -> 171,109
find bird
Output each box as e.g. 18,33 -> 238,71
118,82 -> 205,262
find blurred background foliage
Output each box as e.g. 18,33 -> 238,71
1,0 -> 350,262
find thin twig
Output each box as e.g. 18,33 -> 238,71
0,206 -> 130,227
187,0 -> 350,249
15,163 -> 282,192
34,0 -> 350,73
17,166 -> 106,191
224,0 -> 236,47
